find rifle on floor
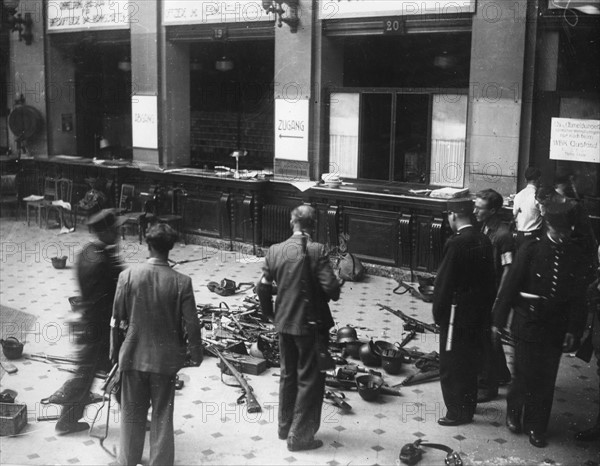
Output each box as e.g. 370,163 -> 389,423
378,304 -> 440,334
210,345 -> 262,414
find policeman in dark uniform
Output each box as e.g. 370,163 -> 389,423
492,201 -> 589,448
55,209 -> 125,434
433,198 -> 496,426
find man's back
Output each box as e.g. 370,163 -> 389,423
264,235 -> 340,335
433,227 -> 496,327
113,258 -> 198,375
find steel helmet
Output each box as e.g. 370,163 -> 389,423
359,340 -> 382,367
249,342 -> 264,359
336,326 -> 358,344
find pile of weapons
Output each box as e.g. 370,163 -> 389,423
196,296 -> 280,367
321,304 -> 442,410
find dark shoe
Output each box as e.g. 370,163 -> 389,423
278,429 -> 289,440
506,411 -> 521,434
287,439 -> 324,452
528,431 -> 547,448
56,422 -> 90,435
575,424 -> 600,441
437,416 -> 472,427
477,389 -> 498,403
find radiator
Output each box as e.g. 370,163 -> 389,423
262,205 -> 293,245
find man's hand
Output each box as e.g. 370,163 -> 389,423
562,333 -> 579,353
189,346 -> 204,366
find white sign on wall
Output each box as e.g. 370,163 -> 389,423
132,95 -> 158,150
47,0 -> 131,32
163,0 -> 273,25
275,99 -> 309,161
550,118 -> 600,163
319,0 -> 476,20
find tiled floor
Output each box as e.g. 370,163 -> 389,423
0,218 -> 598,466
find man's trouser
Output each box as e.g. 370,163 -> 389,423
439,326 -> 483,421
119,370 -> 176,466
278,332 -> 325,445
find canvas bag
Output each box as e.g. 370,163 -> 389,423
338,253 -> 365,282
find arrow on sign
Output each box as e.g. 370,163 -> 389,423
279,134 -> 304,139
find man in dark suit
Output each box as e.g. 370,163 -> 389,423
433,198 -> 496,426
492,201 -> 589,448
257,205 -> 342,451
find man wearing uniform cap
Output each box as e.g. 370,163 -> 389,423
492,200 -> 590,448
54,209 -> 126,434
433,198 -> 496,426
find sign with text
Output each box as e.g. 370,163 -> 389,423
47,0 -> 132,32
163,0 -> 273,25
319,0 -> 476,20
548,0 -> 600,13
550,118 -> 600,163
275,99 -> 309,161
132,95 -> 158,150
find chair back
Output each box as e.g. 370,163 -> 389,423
42,177 -> 58,200
170,188 -> 187,217
119,184 -> 135,212
55,178 -> 73,203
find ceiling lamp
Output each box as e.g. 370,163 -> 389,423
215,56 -> 234,72
262,0 -> 299,33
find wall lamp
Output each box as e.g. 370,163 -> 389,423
262,0 -> 299,32
2,0 -> 33,45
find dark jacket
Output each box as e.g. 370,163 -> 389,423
263,234 -> 340,335
493,234 -> 589,340
433,226 -> 496,329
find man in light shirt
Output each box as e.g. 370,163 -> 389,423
513,167 -> 542,249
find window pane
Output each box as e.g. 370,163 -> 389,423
394,94 -> 430,183
430,94 -> 468,187
329,93 -> 360,178
359,93 -> 392,180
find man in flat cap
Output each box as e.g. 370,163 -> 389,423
111,223 -> 203,466
433,198 -> 496,426
55,209 -> 126,434
257,205 -> 342,451
492,200 -> 589,448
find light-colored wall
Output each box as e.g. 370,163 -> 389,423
466,0 -> 528,196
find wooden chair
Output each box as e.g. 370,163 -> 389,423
155,188 -> 188,245
0,173 -> 20,220
44,178 -> 74,229
119,184 -> 155,244
25,177 -> 57,227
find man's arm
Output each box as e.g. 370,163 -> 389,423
432,239 -> 458,325
182,277 -> 203,365
110,271 -> 128,364
257,251 -> 275,321
315,245 -> 342,302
